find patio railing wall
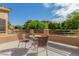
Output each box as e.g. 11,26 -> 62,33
0,29 -> 79,47
49,35 -> 79,47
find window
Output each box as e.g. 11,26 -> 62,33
0,18 -> 6,33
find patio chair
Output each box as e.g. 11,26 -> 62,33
36,36 -> 48,56
17,33 -> 29,48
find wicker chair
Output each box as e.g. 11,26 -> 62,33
36,36 -> 48,56
17,33 -> 29,48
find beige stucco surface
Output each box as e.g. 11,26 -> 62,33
0,7 -> 10,20
0,13 -> 8,20
0,7 -> 10,33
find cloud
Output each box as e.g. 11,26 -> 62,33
51,17 -> 66,23
43,3 -> 79,22
43,3 -> 51,8
55,3 -> 79,18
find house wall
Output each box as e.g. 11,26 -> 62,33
0,12 -> 8,20
0,7 -> 10,33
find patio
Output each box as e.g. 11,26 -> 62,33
0,40 -> 79,56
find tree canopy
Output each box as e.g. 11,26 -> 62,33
23,20 -> 48,30
61,12 -> 79,30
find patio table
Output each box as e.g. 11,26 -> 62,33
29,34 -> 42,41
29,34 -> 48,55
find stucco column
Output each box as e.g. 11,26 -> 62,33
6,13 -> 8,34
43,29 -> 49,36
30,29 -> 34,35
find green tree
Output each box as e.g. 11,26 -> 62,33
8,21 -> 11,29
65,12 -> 79,29
14,25 -> 23,29
48,22 -> 60,29
23,20 -> 48,30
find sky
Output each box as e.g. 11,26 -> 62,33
2,3 -> 79,25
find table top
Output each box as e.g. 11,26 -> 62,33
29,35 -> 42,38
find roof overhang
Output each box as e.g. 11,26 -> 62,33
0,7 -> 10,13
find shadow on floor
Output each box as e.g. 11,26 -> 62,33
27,53 -> 37,56
48,42 -> 79,56
0,41 -> 79,56
0,48 -> 28,56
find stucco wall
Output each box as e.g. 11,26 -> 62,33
0,34 -> 17,43
0,12 -> 8,20
49,35 -> 79,47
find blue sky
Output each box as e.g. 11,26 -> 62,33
2,3 -> 55,25
2,3 -> 79,25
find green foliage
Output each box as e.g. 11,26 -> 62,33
14,25 -> 23,29
62,12 -> 79,30
8,21 -> 11,29
23,20 -> 48,30
69,12 -> 79,29
48,22 -> 61,29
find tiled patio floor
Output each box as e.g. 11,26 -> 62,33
0,40 -> 79,56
